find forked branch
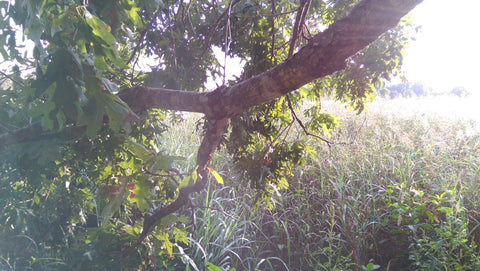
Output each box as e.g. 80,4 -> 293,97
122,117 -> 230,258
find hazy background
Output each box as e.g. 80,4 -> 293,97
403,0 -> 480,96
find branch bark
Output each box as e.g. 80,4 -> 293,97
122,117 -> 229,257
120,0 -> 422,120
119,0 -> 422,255
2,0 -> 421,147
1,0 -> 422,256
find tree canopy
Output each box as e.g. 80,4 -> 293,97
0,0 -> 421,268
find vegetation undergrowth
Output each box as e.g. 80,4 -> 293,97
1,98 -> 479,270
161,98 -> 480,271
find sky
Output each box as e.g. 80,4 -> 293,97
402,0 -> 480,95
212,0 -> 480,96
2,0 -> 478,97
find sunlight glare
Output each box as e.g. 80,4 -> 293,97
403,0 -> 480,95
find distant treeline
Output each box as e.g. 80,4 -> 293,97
378,82 -> 469,98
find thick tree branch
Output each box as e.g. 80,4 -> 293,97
202,0 -> 422,119
119,0 -> 421,254
120,0 -> 422,119
0,0 -> 422,259
1,0 -> 422,177
117,86 -> 210,114
1,0 -> 422,210
122,117 -> 229,257
2,0 -> 420,148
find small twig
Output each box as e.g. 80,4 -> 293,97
269,0 -> 276,65
143,168 -> 184,185
126,8 -> 163,65
285,95 -> 368,147
174,0 -> 184,22
0,70 -> 25,87
168,168 -> 185,180
183,1 -> 195,33
286,95 -> 334,146
347,112 -> 367,144
255,9 -> 299,18
288,0 -> 311,57
0,122 -> 11,132
222,0 -> 233,86
0,120 -> 19,132
193,0 -> 241,70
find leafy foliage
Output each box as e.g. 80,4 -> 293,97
0,0 -> 419,268
208,101 -> 480,270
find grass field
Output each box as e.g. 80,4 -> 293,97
162,96 -> 480,270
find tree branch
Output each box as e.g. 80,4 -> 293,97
1,0 -> 422,255
117,86 -> 210,114
122,117 -> 229,258
193,0 -> 242,69
127,8 -> 163,65
288,0 -> 311,57
1,0 -> 422,166
0,70 -> 25,87
120,0 -> 422,120
285,95 -> 334,146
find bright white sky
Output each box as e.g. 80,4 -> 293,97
3,0 -> 478,97
215,0 -> 480,96
402,0 -> 480,95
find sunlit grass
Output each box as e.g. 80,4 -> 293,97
162,96 -> 480,270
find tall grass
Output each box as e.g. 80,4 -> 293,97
163,97 -> 480,270
2,98 -> 477,270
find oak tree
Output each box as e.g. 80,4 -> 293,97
0,0 -> 421,268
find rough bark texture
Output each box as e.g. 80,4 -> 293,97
119,0 -> 423,255
1,0 -> 423,255
117,86 -> 210,114
119,0 -> 422,120
1,0 -> 421,148
122,117 -> 230,257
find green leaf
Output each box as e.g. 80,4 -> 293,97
163,238 -> 173,258
206,262 -> 223,271
102,47 -> 127,69
437,206 -> 453,216
146,155 -> 184,173
128,175 -> 151,211
173,227 -> 188,245
100,91 -> 138,132
178,170 -> 196,190
100,177 -> 128,227
207,167 -> 224,184
124,1 -> 143,28
41,113 -> 55,130
77,97 -> 104,139
94,55 -> 108,71
118,157 -> 140,171
155,231 -> 173,258
418,223 -> 435,231
84,11 -> 115,46
191,169 -> 197,183
426,211 -> 435,222
124,137 -> 152,161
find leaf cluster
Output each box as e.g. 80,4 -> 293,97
0,0 -> 419,267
